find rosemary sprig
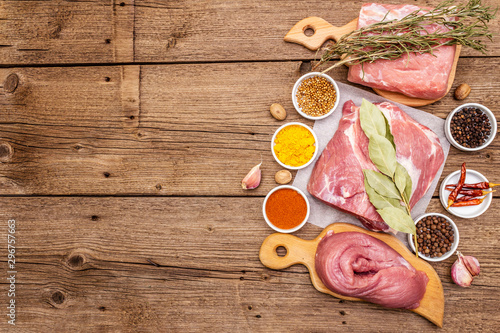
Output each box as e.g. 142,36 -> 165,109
314,0 -> 497,72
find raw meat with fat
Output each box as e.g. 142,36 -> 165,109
315,231 -> 428,309
347,3 -> 457,100
307,100 -> 444,232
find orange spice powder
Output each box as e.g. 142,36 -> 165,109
265,188 -> 307,230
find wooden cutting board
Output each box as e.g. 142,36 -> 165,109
259,223 -> 444,327
284,17 -> 461,107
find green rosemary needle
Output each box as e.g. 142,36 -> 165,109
315,0 -> 497,72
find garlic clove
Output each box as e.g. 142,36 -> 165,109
241,163 -> 262,190
451,251 -> 480,287
462,253 -> 480,277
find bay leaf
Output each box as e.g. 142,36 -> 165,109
363,169 -> 401,200
384,114 -> 396,150
405,170 -> 413,203
395,162 -> 413,203
364,177 -> 403,211
394,163 -> 407,196
360,99 -> 386,139
368,134 -> 397,178
377,207 -> 416,234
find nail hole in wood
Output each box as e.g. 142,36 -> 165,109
340,310 -> 346,316
105,77 -> 111,82
342,321 -> 347,325
240,276 -> 244,280
105,39 -> 111,44
276,246 -> 287,257
119,2 -> 125,6
51,291 -> 65,304
103,172 -> 110,178
256,315 -> 261,319
247,305 -> 252,310
98,306 -> 106,312
241,270 -> 246,274
303,26 -> 315,37
129,115 -> 135,120
486,153 -> 491,158
91,215 -> 99,221
155,184 -> 162,190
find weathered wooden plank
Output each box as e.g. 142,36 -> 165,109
0,59 -> 499,195
134,0 -> 500,61
1,0 -> 499,65
0,197 -> 498,331
0,0 -> 114,65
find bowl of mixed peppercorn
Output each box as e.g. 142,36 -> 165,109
445,103 -> 497,151
292,72 -> 340,120
408,213 -> 459,262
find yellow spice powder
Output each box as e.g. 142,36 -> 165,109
274,125 -> 315,167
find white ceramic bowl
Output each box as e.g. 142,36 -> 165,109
271,122 -> 319,170
439,169 -> 492,218
445,103 -> 497,151
407,213 -> 459,262
292,72 -> 340,120
262,185 -> 310,233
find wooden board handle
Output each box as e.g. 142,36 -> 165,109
284,17 -> 358,51
259,233 -> 316,271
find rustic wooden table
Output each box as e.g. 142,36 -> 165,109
0,0 -> 499,331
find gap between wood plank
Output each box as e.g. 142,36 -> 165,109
1,55 -> 498,69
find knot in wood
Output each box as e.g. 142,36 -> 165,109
67,254 -> 84,268
51,291 -> 65,304
0,142 -> 13,162
4,74 -> 19,93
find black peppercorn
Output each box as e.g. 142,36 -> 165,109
450,107 -> 491,148
413,215 -> 454,258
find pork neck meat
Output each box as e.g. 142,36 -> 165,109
316,231 -> 428,309
347,3 -> 457,100
307,100 -> 444,232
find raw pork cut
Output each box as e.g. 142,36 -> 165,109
347,3 -> 457,100
307,100 -> 444,232
315,231 -> 428,309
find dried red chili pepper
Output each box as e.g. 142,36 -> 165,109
451,198 -> 484,207
447,163 -> 466,209
445,182 -> 500,190
444,187 -> 493,197
455,195 -> 476,202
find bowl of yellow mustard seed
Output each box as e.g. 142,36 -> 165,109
292,72 -> 340,120
271,122 -> 318,170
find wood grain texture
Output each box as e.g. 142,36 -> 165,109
1,0 -> 499,65
0,0 -> 115,65
0,197 -> 498,332
0,59 -> 499,196
134,0 -> 500,62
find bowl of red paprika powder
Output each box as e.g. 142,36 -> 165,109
263,185 -> 310,233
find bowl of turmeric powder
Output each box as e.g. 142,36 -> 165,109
263,185 -> 310,233
271,122 -> 318,170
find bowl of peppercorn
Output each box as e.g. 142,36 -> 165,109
292,72 -> 340,120
408,213 -> 459,262
445,103 -> 497,151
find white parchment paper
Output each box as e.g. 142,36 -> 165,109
293,82 -> 450,244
